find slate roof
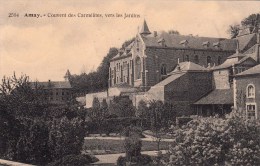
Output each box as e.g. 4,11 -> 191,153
227,52 -> 245,59
30,81 -> 72,89
236,33 -> 257,52
236,64 -> 260,76
141,31 -> 237,51
140,20 -> 151,35
111,42 -> 134,61
169,61 -> 208,74
194,89 -> 233,105
153,72 -> 185,87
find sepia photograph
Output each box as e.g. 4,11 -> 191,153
0,0 -> 260,165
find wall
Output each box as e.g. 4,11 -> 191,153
213,69 -> 230,89
164,72 -> 212,116
85,91 -> 108,108
235,75 -> 260,119
144,47 -> 234,88
110,34 -> 235,90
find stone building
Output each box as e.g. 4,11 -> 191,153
86,20 -> 260,118
31,80 -> 72,104
194,25 -> 260,117
234,64 -> 260,120
108,20 -> 238,91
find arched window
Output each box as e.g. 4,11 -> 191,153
185,55 -> 190,62
194,55 -> 199,64
218,56 -> 222,65
135,56 -> 141,79
247,84 -> 255,98
161,64 -> 167,75
207,56 -> 211,65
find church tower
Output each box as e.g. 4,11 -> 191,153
140,20 -> 151,35
64,69 -> 71,81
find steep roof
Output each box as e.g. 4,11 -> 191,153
236,33 -> 257,52
152,72 -> 185,87
236,64 -> 260,76
30,81 -> 72,89
227,52 -> 245,59
140,20 -> 151,35
169,62 -> 208,74
141,31 -> 237,51
212,55 -> 256,70
194,89 -> 233,105
111,42 -> 134,61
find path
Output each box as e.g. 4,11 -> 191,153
84,135 -> 174,142
91,150 -> 167,165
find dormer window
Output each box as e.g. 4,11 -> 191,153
213,42 -> 220,49
202,41 -> 210,48
180,40 -> 188,47
158,38 -> 166,47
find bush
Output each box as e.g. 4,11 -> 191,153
167,112 -> 260,165
117,154 -> 152,166
47,154 -> 98,166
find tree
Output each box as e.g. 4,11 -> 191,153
227,24 -> 240,39
148,100 -> 164,153
48,117 -> 86,161
108,97 -> 135,117
137,100 -> 149,129
168,30 -> 180,35
0,74 -> 88,165
166,111 -> 260,165
227,13 -> 260,38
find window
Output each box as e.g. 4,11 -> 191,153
246,103 -> 257,120
135,56 -> 141,79
247,84 -> 255,98
194,55 -> 199,64
185,55 -> 190,62
161,64 -> 167,75
207,56 -> 211,65
218,56 -> 222,65
62,92 -> 64,95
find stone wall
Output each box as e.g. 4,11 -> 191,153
144,47 -> 234,88
235,75 -> 260,118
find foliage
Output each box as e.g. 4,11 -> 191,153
47,154 -> 98,166
227,13 -> 259,38
124,132 -> 142,160
166,111 -> 260,165
168,30 -> 180,35
117,154 -> 152,166
227,24 -> 240,39
48,117 -> 86,160
0,74 -> 88,165
69,47 -> 118,95
108,97 -> 135,117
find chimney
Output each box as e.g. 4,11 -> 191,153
154,31 -> 157,37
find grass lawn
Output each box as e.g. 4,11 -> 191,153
83,139 -> 170,155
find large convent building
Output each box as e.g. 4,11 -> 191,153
86,20 -> 260,119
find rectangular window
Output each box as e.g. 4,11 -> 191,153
246,103 -> 257,120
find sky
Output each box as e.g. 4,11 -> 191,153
0,0 -> 259,81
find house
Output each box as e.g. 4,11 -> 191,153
86,20 -> 260,118
30,80 -> 72,104
193,24 -> 260,117
234,64 -> 260,120
108,20 -> 238,91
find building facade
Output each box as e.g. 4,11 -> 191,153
31,80 -> 72,104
